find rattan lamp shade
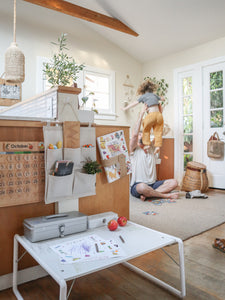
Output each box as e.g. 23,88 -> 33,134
5,42 -> 25,83
4,0 -> 25,84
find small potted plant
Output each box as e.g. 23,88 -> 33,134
81,92 -> 99,114
43,33 -> 85,87
83,159 -> 102,175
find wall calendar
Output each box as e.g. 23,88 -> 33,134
0,141 -> 45,208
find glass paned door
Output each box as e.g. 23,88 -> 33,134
203,63 -> 225,189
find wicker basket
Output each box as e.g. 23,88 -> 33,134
181,161 -> 208,193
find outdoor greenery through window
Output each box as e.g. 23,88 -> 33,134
209,70 -> 224,128
78,66 -> 115,120
182,77 -> 193,170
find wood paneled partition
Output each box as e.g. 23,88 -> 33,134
79,125 -> 130,218
0,120 -> 130,277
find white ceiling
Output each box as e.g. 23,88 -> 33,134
67,0 -> 225,63
2,0 -> 225,64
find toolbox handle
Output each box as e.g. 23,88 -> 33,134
45,213 -> 68,220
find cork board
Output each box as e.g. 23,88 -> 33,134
0,141 -> 45,207
0,78 -> 22,106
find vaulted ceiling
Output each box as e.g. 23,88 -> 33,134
4,0 -> 225,63
67,0 -> 225,63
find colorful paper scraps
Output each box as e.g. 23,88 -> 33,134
148,199 -> 176,205
143,211 -> 158,215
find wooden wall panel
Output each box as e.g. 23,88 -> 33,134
79,125 -> 130,219
157,138 -> 174,180
0,121 -> 130,277
0,119 -> 55,276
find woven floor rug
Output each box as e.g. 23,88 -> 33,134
129,189 -> 225,240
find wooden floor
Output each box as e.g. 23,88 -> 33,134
1,220 -> 225,300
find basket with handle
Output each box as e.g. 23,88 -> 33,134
181,161 -> 208,193
207,132 -> 224,159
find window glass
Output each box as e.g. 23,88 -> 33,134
183,116 -> 193,134
78,66 -> 115,120
210,71 -> 223,89
210,110 -> 223,127
84,73 -> 110,111
184,154 -> 193,169
182,77 -> 192,96
183,96 -> 192,114
209,70 -> 224,128
182,76 -> 193,170
210,91 -> 223,109
184,135 -> 193,153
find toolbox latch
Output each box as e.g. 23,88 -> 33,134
58,224 -> 65,237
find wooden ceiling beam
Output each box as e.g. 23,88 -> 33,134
22,0 -> 139,37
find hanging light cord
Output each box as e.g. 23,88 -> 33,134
13,0 -> 16,43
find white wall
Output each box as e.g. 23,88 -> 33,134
143,36 -> 225,136
0,1 -> 142,127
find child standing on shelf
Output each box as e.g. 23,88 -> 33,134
122,79 -> 164,154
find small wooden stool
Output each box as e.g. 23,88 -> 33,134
181,161 -> 208,193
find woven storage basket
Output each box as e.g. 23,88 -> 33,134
181,161 -> 208,193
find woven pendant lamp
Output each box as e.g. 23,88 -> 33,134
5,0 -> 25,83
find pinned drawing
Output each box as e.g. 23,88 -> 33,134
97,130 -> 131,183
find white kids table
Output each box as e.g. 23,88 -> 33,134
13,221 -> 186,299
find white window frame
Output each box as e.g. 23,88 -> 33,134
174,56 -> 225,184
77,65 -> 116,120
36,56 -> 51,94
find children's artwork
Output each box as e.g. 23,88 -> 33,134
50,234 -> 125,264
97,130 -> 131,183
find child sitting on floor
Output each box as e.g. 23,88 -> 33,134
122,79 -> 164,154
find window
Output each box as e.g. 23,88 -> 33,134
78,66 -> 116,120
182,76 -> 193,170
209,70 -> 224,128
37,59 -> 116,120
36,56 -> 51,94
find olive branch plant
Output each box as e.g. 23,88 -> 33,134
43,33 -> 85,87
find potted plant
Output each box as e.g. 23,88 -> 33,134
83,159 -> 102,175
144,76 -> 169,107
43,33 -> 84,87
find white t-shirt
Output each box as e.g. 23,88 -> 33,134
130,146 -> 157,186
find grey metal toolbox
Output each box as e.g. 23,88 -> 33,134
23,211 -> 87,242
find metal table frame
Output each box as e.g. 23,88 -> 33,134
13,222 -> 186,299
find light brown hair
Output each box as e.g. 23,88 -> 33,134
137,79 -> 157,95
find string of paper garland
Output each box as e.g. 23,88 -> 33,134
5,0 -> 25,83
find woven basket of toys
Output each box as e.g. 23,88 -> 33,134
181,161 -> 208,193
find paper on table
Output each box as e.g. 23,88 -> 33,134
50,234 -> 125,264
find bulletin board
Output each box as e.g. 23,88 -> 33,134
0,78 -> 22,106
0,141 -> 45,208
97,130 -> 131,183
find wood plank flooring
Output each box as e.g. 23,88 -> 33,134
1,216 -> 225,299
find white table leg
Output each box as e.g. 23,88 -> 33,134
123,239 -> 186,299
13,234 -> 24,300
178,239 -> 186,298
59,279 -> 67,300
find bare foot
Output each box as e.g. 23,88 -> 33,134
140,195 -> 146,201
165,192 -> 179,199
143,145 -> 150,150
